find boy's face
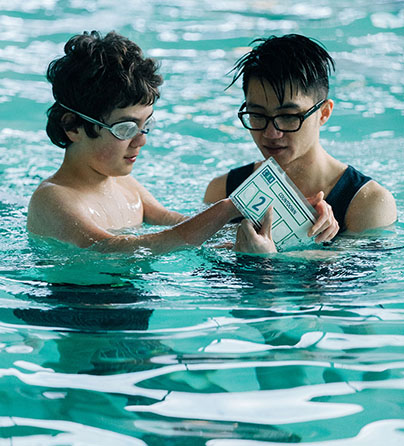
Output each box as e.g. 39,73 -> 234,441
244,77 -> 329,167
79,103 -> 154,178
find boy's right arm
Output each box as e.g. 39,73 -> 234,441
27,185 -> 113,248
27,185 -> 240,254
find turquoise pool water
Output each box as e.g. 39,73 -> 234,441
1,0 -> 404,444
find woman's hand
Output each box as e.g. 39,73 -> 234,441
307,191 -> 339,242
234,206 -> 277,254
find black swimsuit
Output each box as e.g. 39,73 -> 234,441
226,162 -> 372,232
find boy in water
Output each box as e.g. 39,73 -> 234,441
28,31 -> 335,254
27,30 -> 243,253
205,34 -> 396,253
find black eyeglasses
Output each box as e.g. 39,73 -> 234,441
238,99 -> 326,133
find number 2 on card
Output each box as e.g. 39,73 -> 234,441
250,194 -> 271,216
251,195 -> 266,212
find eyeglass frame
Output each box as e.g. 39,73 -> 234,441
59,102 -> 154,140
238,99 -> 326,133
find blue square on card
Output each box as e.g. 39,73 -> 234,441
262,168 -> 275,185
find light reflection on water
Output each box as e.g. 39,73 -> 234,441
0,0 -> 404,445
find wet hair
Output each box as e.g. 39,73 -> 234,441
229,34 -> 335,104
46,30 -> 163,148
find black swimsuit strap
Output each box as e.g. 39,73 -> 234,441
326,165 -> 371,231
226,162 -> 255,197
226,162 -> 256,223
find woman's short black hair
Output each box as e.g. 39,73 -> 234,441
46,30 -> 163,148
229,34 -> 335,103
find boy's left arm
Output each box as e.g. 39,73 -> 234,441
344,181 -> 397,232
131,177 -> 187,226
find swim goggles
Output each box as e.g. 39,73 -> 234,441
59,103 -> 155,140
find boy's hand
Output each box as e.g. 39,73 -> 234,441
234,206 -> 277,254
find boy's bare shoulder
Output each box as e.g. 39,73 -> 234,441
115,174 -> 144,193
27,180 -> 84,234
116,174 -> 139,186
29,178 -> 77,207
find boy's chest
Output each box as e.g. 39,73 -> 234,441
82,187 -> 144,230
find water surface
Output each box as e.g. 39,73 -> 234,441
0,0 -> 404,445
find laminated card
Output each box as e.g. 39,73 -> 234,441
230,157 -> 318,249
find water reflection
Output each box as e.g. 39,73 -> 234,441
0,415 -> 147,446
206,419 -> 404,445
196,235 -> 399,306
0,0 -> 403,444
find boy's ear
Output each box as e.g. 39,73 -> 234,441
62,112 -> 81,143
320,99 -> 334,125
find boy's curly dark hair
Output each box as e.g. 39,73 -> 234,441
46,31 -> 163,148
